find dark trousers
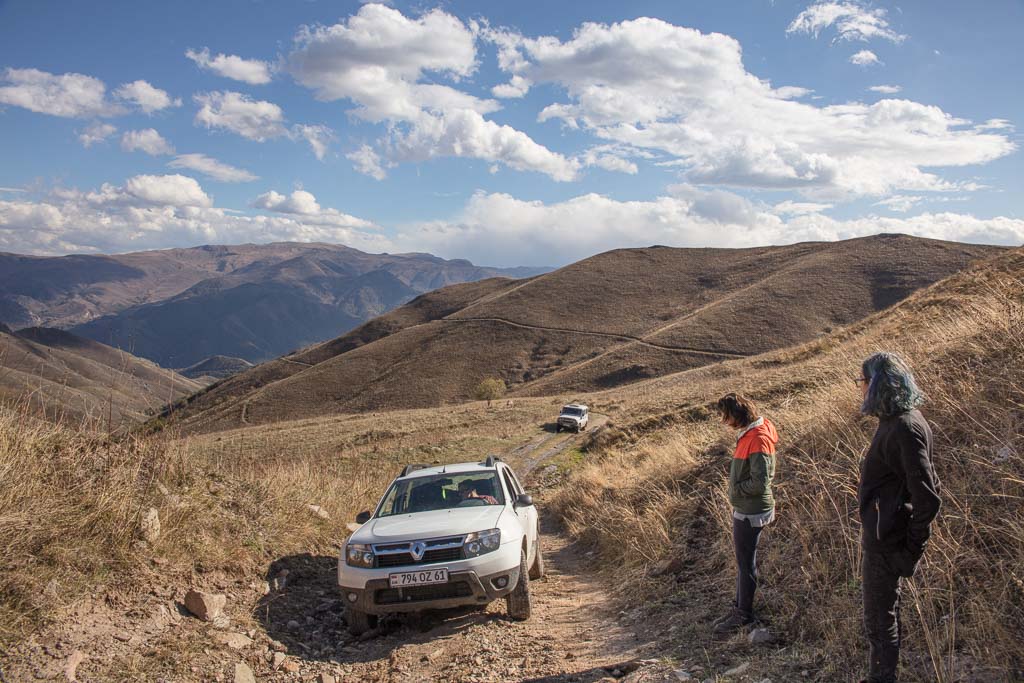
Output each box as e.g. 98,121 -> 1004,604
863,550 -> 902,683
732,517 -> 763,616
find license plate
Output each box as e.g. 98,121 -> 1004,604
389,568 -> 449,588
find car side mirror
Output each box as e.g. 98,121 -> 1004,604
515,493 -> 533,508
355,511 -> 371,524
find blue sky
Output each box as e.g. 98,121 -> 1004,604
0,0 -> 1021,266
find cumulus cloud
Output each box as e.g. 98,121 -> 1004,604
185,48 -> 273,85
485,17 -> 1014,199
0,177 -> 384,255
167,154 -> 258,183
113,80 -> 181,113
194,90 -> 288,141
873,194 -> 922,212
288,4 -> 577,180
78,122 -> 117,147
787,2 -> 906,44
347,144 -> 389,180
252,189 -> 375,228
850,49 -> 881,67
121,128 -> 176,156
0,68 -> 118,117
869,84 -> 902,94
397,189 -> 1024,267
292,124 -> 335,160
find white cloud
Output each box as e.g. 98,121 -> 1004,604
168,154 -> 258,183
287,4 -> 577,181
850,49 -> 881,67
0,68 -> 118,118
78,122 -> 117,147
869,85 -> 902,94
398,189 -> 1024,267
0,177 -> 384,255
873,194 -> 922,212
121,128 -> 176,156
486,17 -> 1014,199
252,189 -> 375,228
772,200 -> 834,216
292,124 -> 335,160
113,80 -> 181,114
185,48 -> 273,85
580,145 -> 639,174
193,91 -> 288,141
787,2 -> 906,44
347,144 -> 389,180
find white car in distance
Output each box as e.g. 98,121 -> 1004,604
556,403 -> 589,433
338,456 -> 543,635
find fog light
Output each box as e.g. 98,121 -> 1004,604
347,592 -> 358,603
495,576 -> 508,588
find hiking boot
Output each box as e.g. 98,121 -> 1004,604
712,607 -> 754,636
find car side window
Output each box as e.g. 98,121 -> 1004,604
501,468 -> 521,499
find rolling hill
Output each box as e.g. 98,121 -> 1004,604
0,324 -> 202,425
169,234 -> 1002,433
0,243 -> 546,367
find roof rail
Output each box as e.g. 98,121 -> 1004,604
484,454 -> 501,468
400,463 -> 430,477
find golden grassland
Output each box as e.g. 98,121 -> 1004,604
551,248 -> 1024,681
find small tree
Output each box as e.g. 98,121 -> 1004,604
474,378 -> 506,407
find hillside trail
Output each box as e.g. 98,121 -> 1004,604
256,414 -> 679,682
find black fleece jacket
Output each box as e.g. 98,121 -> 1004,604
858,409 -> 941,555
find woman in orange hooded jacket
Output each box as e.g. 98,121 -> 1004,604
713,393 -> 779,636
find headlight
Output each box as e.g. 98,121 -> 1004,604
463,529 -> 501,558
345,543 -> 375,568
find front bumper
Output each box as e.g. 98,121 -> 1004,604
338,564 -> 521,615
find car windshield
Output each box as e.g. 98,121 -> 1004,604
375,472 -> 504,517
560,407 -> 583,416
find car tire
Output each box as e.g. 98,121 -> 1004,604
528,536 -> 545,580
346,607 -> 377,636
506,550 -> 532,621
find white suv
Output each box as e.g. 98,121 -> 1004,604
556,403 -> 589,433
338,456 -> 543,635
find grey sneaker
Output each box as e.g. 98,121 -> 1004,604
712,608 -> 754,636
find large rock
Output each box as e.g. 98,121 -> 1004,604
140,507 -> 161,543
234,662 -> 256,683
214,632 -> 253,649
184,590 -> 226,621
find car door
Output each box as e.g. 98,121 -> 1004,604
500,466 -> 534,564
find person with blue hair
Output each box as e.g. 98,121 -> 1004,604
856,352 -> 941,683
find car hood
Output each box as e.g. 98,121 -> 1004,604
356,506 -> 505,543
559,414 -> 582,421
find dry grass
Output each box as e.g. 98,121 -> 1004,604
551,248 -> 1024,682
0,395 -> 564,649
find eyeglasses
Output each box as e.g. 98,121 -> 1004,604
853,377 -> 868,386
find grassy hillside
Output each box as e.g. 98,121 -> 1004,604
168,234 -> 1001,433
549,246 -> 1024,681
0,325 -> 202,425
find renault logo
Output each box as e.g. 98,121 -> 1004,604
410,541 -> 427,561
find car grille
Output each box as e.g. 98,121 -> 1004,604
374,581 -> 473,605
373,536 -> 464,568
377,547 -> 462,568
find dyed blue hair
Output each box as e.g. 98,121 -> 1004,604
861,352 -> 925,417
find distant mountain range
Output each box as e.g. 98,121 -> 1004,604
0,323 -> 201,425
168,234 -> 1003,433
0,243 -> 547,367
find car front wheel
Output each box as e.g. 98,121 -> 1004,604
346,607 -> 378,636
506,550 -> 532,620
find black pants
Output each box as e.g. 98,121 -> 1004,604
863,550 -> 902,683
732,516 -> 763,616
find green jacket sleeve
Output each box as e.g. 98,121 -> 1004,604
737,451 -> 770,496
